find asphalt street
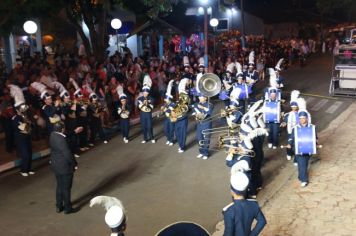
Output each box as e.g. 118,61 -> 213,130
0,53 -> 353,236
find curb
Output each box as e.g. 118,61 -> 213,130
0,110 -> 161,174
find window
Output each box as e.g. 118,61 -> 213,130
217,18 -> 229,31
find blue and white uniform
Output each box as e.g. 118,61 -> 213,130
193,100 -> 213,158
138,95 -> 154,142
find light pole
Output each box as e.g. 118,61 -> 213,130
23,20 -> 38,57
199,0 -> 210,69
111,18 -> 122,53
210,18 -> 219,57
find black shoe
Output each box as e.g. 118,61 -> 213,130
56,207 -> 63,213
64,207 -> 79,214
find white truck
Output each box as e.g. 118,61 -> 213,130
329,30 -> 356,97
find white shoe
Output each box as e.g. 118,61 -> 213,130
80,147 -> 86,152
294,163 -> 298,166
166,141 -> 170,145
29,171 -> 35,175
103,140 -> 108,144
74,154 -> 80,158
178,148 -> 184,153
286,155 -> 292,161
151,139 -> 156,144
88,143 -> 94,147
168,142 -> 173,146
268,143 -> 272,149
197,154 -> 203,159
141,140 -> 146,144
272,146 -> 277,149
20,172 -> 29,177
202,156 -> 208,160
123,138 -> 128,143
301,182 -> 308,187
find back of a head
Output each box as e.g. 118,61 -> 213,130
53,121 -> 65,133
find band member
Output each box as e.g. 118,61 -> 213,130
232,62 -> 251,114
221,63 -> 235,107
264,69 -> 282,149
275,58 -> 285,88
138,75 -> 155,144
31,82 -> 61,134
173,78 -> 191,153
90,196 -> 127,236
70,78 -> 90,151
193,93 -> 213,160
223,172 -> 266,236
9,84 -> 34,177
59,85 -> 81,158
243,51 -> 259,102
287,109 -> 317,187
224,100 -> 242,130
281,90 -> 304,162
88,89 -> 108,146
162,80 -> 175,146
182,56 -> 194,81
116,85 -> 131,143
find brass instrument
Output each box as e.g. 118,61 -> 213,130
169,93 -> 189,122
118,107 -> 130,119
18,113 -> 32,134
140,98 -> 152,113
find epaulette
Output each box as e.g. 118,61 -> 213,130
222,202 -> 234,212
12,115 -> 17,120
247,199 -> 257,202
42,105 -> 47,110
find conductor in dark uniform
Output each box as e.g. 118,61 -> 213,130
223,172 -> 266,236
50,121 -> 80,214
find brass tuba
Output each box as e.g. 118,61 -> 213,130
197,73 -> 222,97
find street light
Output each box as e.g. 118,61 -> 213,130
23,20 -> 38,56
210,18 -> 219,57
111,18 -> 122,52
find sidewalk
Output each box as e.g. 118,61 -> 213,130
0,110 -> 161,173
213,103 -> 356,236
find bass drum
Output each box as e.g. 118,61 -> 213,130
155,221 -> 210,236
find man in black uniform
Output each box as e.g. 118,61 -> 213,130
50,121 -> 80,214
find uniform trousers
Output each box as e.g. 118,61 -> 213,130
120,118 -> 130,139
55,173 -> 73,211
163,118 -> 174,143
175,117 -> 188,150
15,134 -> 32,173
296,154 -> 310,183
140,112 -> 154,141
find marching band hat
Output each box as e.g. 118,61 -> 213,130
230,172 -> 249,195
290,101 -> 298,107
298,111 -> 308,118
183,56 -> 190,67
119,94 -> 127,100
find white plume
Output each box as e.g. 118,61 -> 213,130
235,62 -> 242,75
183,56 -> 189,66
31,82 -> 47,94
143,74 -> 152,88
8,84 -> 26,107
116,85 -> 124,97
226,63 -> 235,73
290,90 -> 300,102
257,115 -> 266,129
231,160 -> 251,175
248,51 -> 255,64
69,78 -> 80,90
90,196 -> 125,212
268,68 -> 278,88
178,78 -> 189,94
297,97 -> 307,110
275,58 -> 284,71
247,128 -> 268,140
165,80 -> 174,98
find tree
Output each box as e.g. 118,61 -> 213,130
0,0 -> 183,61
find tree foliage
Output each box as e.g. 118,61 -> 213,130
0,0 -> 183,60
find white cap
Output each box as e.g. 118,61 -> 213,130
198,57 -> 205,67
230,172 -> 249,193
105,206 -> 125,228
275,58 -> 284,71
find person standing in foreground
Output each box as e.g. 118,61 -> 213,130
223,172 -> 266,236
50,121 -> 80,214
